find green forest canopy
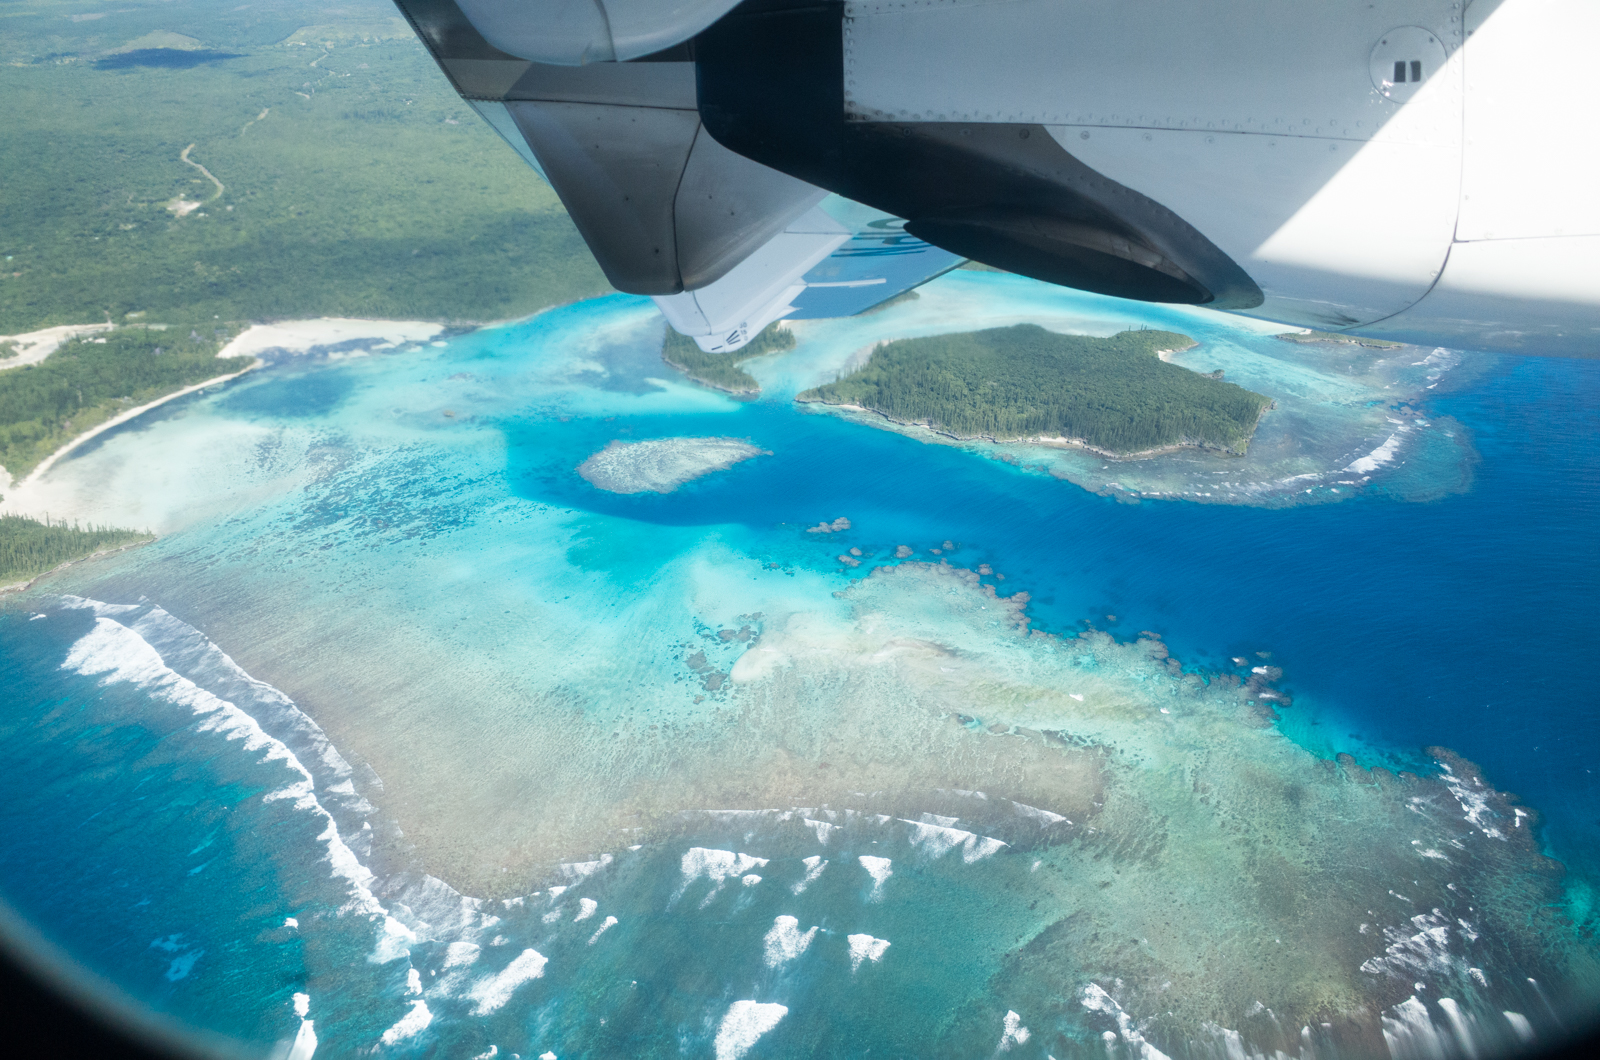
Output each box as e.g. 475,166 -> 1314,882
0,513 -> 149,585
0,0 -> 608,334
0,326 -> 251,480
798,325 -> 1273,455
662,324 -> 796,396
0,0 -> 614,568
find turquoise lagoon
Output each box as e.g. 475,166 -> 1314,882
1,271 -> 1597,1059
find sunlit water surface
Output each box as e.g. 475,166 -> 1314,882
2,273 -> 1597,1059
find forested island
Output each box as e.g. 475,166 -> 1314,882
0,514 -> 149,587
1276,330 -> 1401,349
661,324 -> 795,396
798,324 -> 1273,456
0,327 -> 251,481
2,1 -> 616,491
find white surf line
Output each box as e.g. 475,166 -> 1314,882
12,361 -> 261,489
61,606 -> 418,969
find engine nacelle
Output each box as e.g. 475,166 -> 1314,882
395,0 -> 1600,356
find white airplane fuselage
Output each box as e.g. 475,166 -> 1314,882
399,0 -> 1600,357
836,0 -> 1600,355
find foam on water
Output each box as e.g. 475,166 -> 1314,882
465,949 -> 548,1016
791,856 -> 828,896
1081,985 -> 1172,1060
2,275 -> 1596,1058
902,819 -> 1008,863
585,916 -> 616,945
19,560 -> 1600,1055
714,1001 -> 788,1060
999,1010 -> 1032,1051
858,856 -> 893,901
56,604 -> 389,929
762,916 -> 818,968
288,1020 -> 317,1060
846,934 -> 889,973
6,562 -> 1594,1057
380,1001 -> 433,1046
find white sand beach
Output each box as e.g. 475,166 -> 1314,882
0,323 -> 116,370
10,361 -> 263,494
1,318 -> 453,521
218,318 -> 446,360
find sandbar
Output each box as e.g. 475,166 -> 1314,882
217,318 -> 446,360
577,437 -> 768,494
0,323 -> 116,371
2,318 -> 455,515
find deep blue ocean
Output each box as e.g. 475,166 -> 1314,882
505,348 -> 1600,858
2,284 -> 1597,1058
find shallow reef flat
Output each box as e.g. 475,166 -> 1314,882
694,562 -> 1594,1056
776,272 -> 1481,507
93,556 -> 1590,1057
20,561 -> 1592,1059
7,289 -> 1593,1058
577,437 -> 768,494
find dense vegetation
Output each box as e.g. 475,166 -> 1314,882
1276,330 -> 1401,349
798,324 -> 1272,455
0,326 -> 250,480
0,513 -> 149,585
662,324 -> 797,396
0,0 -> 608,334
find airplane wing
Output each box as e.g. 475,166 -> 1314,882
786,200 -> 965,321
391,0 -> 962,353
652,198 -> 964,353
393,0 -> 1600,357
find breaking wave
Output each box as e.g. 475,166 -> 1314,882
28,591 -> 1597,1059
